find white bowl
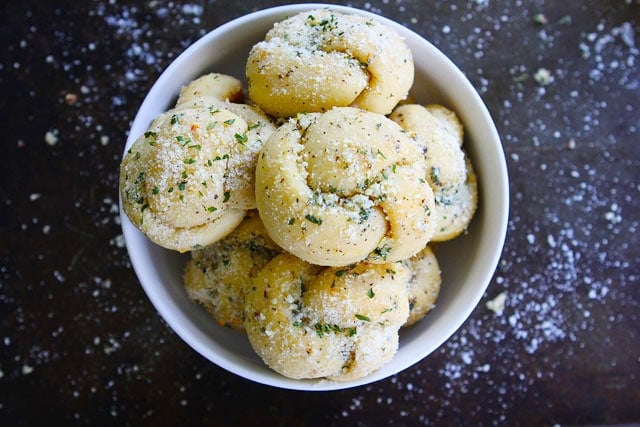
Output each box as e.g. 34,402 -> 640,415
120,3 -> 509,391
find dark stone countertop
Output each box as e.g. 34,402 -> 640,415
1,0 -> 638,425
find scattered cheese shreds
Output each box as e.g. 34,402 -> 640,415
486,292 -> 507,316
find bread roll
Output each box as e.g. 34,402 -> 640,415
390,104 -> 478,241
184,212 -> 281,330
244,253 -> 409,380
255,107 -> 437,266
120,73 -> 276,251
246,9 -> 414,118
401,245 -> 441,327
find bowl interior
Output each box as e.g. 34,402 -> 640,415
121,3 -> 509,391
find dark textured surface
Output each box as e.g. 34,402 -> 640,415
1,0 -> 639,425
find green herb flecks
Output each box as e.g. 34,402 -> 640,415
430,166 -> 441,186
234,133 -> 248,145
314,323 -> 343,338
435,194 -> 452,206
358,207 -> 370,224
212,153 -> 230,162
176,135 -> 191,146
513,73 -> 529,83
144,131 -> 157,146
305,214 -> 322,225
373,245 -> 391,261
135,171 -> 145,184
558,15 -> 572,25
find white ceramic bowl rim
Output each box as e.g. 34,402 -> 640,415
120,3 -> 509,391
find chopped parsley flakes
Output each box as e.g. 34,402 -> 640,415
305,214 -> 323,225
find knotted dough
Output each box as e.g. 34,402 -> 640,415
390,104 -> 478,241
183,212 -> 281,330
255,106 -> 437,267
246,8 -> 414,118
120,73 -> 276,251
401,245 -> 442,327
244,253 -> 409,380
